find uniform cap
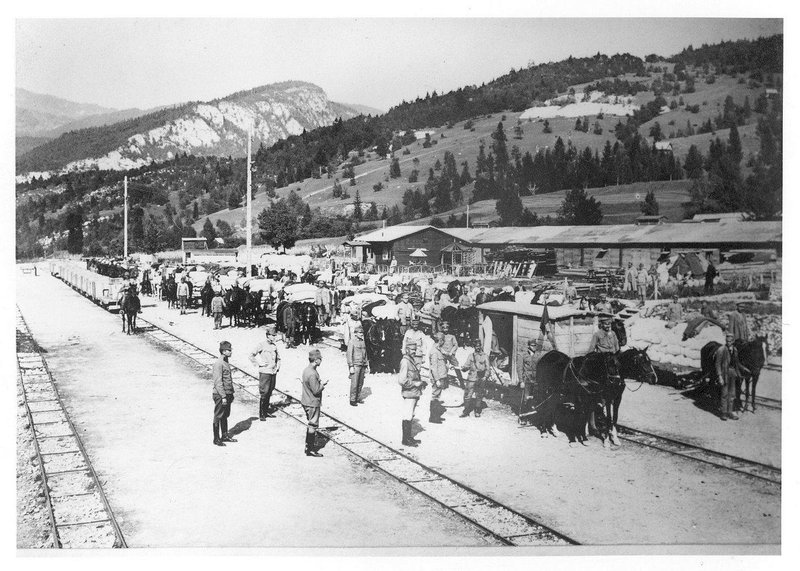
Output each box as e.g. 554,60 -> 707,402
265,325 -> 277,335
309,349 -> 322,360
219,341 -> 232,352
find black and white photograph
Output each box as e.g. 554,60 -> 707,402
8,2 -> 793,566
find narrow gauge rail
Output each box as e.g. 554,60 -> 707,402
137,318 -> 576,547
616,425 -> 780,485
16,307 -> 127,549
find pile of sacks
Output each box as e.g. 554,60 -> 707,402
626,315 -> 725,369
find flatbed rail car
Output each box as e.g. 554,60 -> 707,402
49,259 -> 128,312
476,301 -> 599,419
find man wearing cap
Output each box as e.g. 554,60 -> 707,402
666,295 -> 683,328
301,349 -> 328,457
475,286 -> 489,306
177,277 -> 189,315
439,321 -> 459,366
594,293 -> 612,314
428,332 -> 450,424
422,277 -> 435,303
714,332 -> 745,421
396,293 -> 415,335
588,318 -> 620,354
397,343 -> 426,446
212,341 -> 236,446
402,318 -> 426,366
347,323 -> 368,406
460,338 -> 490,417
250,327 -> 281,421
636,263 -> 649,304
727,302 -> 750,342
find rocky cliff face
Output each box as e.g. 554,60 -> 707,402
17,81 -> 359,181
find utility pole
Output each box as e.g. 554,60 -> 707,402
123,176 -> 128,260
466,204 -> 470,228
246,127 -> 253,277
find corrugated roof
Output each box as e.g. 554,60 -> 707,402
457,221 -> 780,246
478,301 -> 592,320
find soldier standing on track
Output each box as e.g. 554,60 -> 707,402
588,317 -> 620,354
301,349 -> 328,457
347,323 -> 368,406
250,326 -> 281,421
212,341 -> 236,446
397,343 -> 426,447
460,338 -> 490,417
428,332 -> 450,424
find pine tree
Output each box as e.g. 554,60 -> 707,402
352,190 -> 362,221
390,158 -> 401,178
640,190 -> 660,215
202,217 -> 217,247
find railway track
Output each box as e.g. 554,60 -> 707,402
136,317 -> 576,547
16,307 -> 127,549
616,425 -> 781,485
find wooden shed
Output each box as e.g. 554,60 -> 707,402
477,301 -> 596,386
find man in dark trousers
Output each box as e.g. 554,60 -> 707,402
428,332 -> 450,424
715,333 -> 745,421
301,349 -> 328,457
212,341 -> 236,446
249,325 -> 281,420
460,338 -> 490,418
347,323 -> 368,406
705,260 -> 718,294
397,342 -> 426,447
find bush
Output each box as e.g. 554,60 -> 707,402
464,120 -> 474,130
373,182 -> 384,192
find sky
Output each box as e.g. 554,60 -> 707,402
15,14 -> 783,113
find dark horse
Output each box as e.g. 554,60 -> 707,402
293,301 -> 318,345
200,281 -> 215,317
120,288 -> 141,335
365,318 -> 404,373
223,286 -> 247,327
735,336 -> 769,413
440,305 -> 479,347
276,300 -> 297,348
536,351 -> 622,445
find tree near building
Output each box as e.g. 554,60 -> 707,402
65,205 -> 84,254
390,157 -> 401,178
352,190 -> 362,221
257,199 -> 298,252
202,217 -> 217,248
558,188 -> 603,225
640,190 -> 660,215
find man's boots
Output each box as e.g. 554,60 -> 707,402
305,431 -> 322,457
429,399 -> 443,424
213,422 -> 224,446
460,398 -> 474,417
220,418 -> 237,442
401,420 -> 418,447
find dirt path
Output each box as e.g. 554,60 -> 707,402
129,281 -> 779,547
16,271 -> 498,548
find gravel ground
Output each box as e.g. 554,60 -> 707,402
18,271 -> 782,549
16,272 -> 499,549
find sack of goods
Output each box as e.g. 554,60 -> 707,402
626,316 -> 725,369
284,283 -> 319,303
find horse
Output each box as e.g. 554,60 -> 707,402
223,286 -> 247,327
536,350 -> 622,445
292,301 -> 318,345
140,270 -> 152,296
243,290 -> 265,327
365,318 -> 404,373
200,281 -> 215,317
734,336 -> 769,413
164,277 -> 177,308
120,288 -> 141,335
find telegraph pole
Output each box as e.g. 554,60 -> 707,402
246,128 -> 253,277
123,176 -> 128,259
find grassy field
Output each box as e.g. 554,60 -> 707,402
192,68 -> 768,235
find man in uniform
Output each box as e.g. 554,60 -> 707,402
211,289 -> 224,329
666,294 -> 683,328
396,293 -> 415,335
397,342 -> 426,447
715,333 -> 744,421
458,287 -> 473,308
422,277 -> 436,303
212,341 -> 236,446
347,323 -> 368,406
588,317 -> 620,354
177,277 -> 189,315
522,338 -> 557,436
428,332 -> 450,424
594,293 -> 612,314
624,262 -> 637,293
636,263 -> 649,305
402,318 -> 426,366
249,326 -> 281,421
460,338 -> 490,417
727,302 -> 750,342
301,349 -> 328,457
475,286 -> 489,306
439,321 -> 459,366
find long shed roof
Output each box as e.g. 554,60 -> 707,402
447,221 -> 781,247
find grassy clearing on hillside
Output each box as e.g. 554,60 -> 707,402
195,67 -> 769,236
